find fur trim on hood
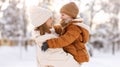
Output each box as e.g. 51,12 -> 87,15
72,19 -> 91,33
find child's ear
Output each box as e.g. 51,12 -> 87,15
54,25 -> 62,35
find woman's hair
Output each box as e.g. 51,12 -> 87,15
34,23 -> 51,35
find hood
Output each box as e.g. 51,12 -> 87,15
72,19 -> 91,33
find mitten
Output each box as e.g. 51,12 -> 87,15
41,42 -> 49,51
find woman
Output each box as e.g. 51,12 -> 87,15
28,6 -> 80,67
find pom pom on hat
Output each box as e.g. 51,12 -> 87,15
28,6 -> 52,27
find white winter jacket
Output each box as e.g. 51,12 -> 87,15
33,28 -> 80,67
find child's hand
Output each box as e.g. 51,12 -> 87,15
54,25 -> 62,35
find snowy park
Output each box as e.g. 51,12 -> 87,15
0,0 -> 120,67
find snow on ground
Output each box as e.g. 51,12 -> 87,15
0,46 -> 120,67
82,50 -> 120,67
0,46 -> 37,67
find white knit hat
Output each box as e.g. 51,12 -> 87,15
28,6 -> 52,27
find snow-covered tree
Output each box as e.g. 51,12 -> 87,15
83,0 -> 120,54
0,0 -> 28,46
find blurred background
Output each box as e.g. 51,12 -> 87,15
0,0 -> 120,67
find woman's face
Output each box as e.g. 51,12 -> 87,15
46,17 -> 53,28
60,13 -> 72,20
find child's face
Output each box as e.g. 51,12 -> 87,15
61,13 -> 72,20
46,17 -> 53,28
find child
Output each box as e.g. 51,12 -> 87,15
28,6 -> 80,67
41,2 -> 90,64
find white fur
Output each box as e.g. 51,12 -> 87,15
73,22 -> 91,33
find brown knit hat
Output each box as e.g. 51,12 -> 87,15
60,2 -> 79,18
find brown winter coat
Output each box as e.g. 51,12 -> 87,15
46,21 -> 90,63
